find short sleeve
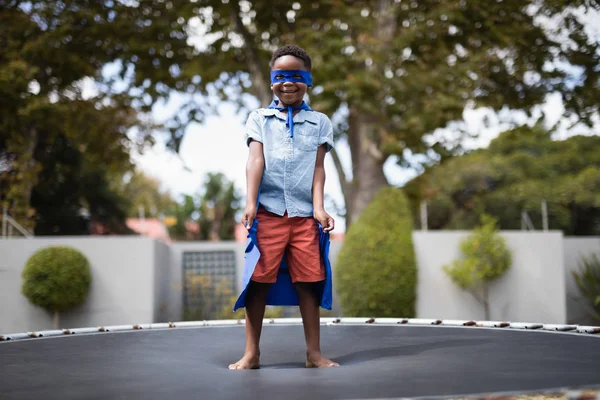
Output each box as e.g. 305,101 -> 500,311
319,115 -> 334,152
245,110 -> 263,146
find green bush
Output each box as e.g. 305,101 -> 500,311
21,246 -> 92,328
572,253 -> 600,321
336,186 -> 417,317
443,215 -> 511,320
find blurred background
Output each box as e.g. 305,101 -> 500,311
1,0 -> 599,334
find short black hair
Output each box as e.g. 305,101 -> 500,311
269,45 -> 312,71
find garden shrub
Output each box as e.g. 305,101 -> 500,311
572,252 -> 600,321
22,246 -> 92,328
443,215 -> 511,320
335,186 -> 417,317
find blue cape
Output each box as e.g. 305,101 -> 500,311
233,217 -> 333,311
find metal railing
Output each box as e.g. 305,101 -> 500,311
419,200 -> 550,232
1,208 -> 33,239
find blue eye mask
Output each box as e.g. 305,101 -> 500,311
270,70 -> 313,87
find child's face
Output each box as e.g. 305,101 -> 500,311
271,55 -> 309,107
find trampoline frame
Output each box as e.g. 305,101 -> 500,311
2,317 -> 599,342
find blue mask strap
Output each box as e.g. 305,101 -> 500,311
267,100 -> 312,138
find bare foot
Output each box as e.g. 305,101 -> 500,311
306,352 -> 340,368
228,354 -> 260,370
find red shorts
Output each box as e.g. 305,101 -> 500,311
251,207 -> 325,283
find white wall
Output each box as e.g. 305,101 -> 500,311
0,237 -> 161,333
2,233 -> 595,333
153,240 -> 172,323
563,237 -> 600,325
412,231 -> 566,324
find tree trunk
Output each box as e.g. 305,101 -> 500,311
53,311 -> 60,330
483,285 -> 490,321
344,107 -> 389,227
334,0 -> 396,229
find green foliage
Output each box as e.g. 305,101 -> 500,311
335,186 -> 417,317
443,215 -> 511,319
444,215 -> 511,287
405,124 -> 600,235
572,253 -> 600,321
172,0 -> 600,225
116,169 -> 177,219
169,173 -> 241,241
21,246 -> 92,313
197,173 -> 241,241
1,1 -> 199,230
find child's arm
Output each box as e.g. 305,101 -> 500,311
242,140 -> 264,229
312,144 -> 335,232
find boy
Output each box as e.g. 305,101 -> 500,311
229,45 -> 339,370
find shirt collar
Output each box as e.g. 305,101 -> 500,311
259,108 -> 318,124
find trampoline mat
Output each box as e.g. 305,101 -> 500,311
1,324 -> 599,399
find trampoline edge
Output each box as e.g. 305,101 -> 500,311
1,317 -> 599,342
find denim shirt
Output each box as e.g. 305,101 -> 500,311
245,107 -> 334,217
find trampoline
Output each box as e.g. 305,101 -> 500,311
1,318 -> 599,400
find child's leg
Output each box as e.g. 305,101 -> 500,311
295,282 -> 339,368
229,281 -> 270,370
230,208 -> 288,370
296,282 -> 340,368
287,216 -> 339,367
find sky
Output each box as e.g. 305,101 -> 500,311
121,8 -> 599,233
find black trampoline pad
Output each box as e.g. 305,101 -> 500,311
1,324 -> 599,400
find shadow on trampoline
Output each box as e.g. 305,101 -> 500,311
265,338 -> 482,369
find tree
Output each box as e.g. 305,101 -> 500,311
404,124 -> 600,235
26,99 -> 136,235
168,194 -> 199,241
197,172 -> 241,241
21,246 -> 92,329
168,0 -> 600,227
0,1 -> 199,230
443,215 -> 512,320
115,169 -> 177,219
165,173 -> 241,241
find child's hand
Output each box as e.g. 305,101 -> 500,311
242,205 -> 257,230
314,209 -> 335,232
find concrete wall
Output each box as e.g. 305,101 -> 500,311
412,231 -> 566,324
2,233 -> 597,333
563,237 -> 600,325
153,240 -> 172,323
0,237 -> 162,333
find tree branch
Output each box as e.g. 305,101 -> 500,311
230,2 -> 272,106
